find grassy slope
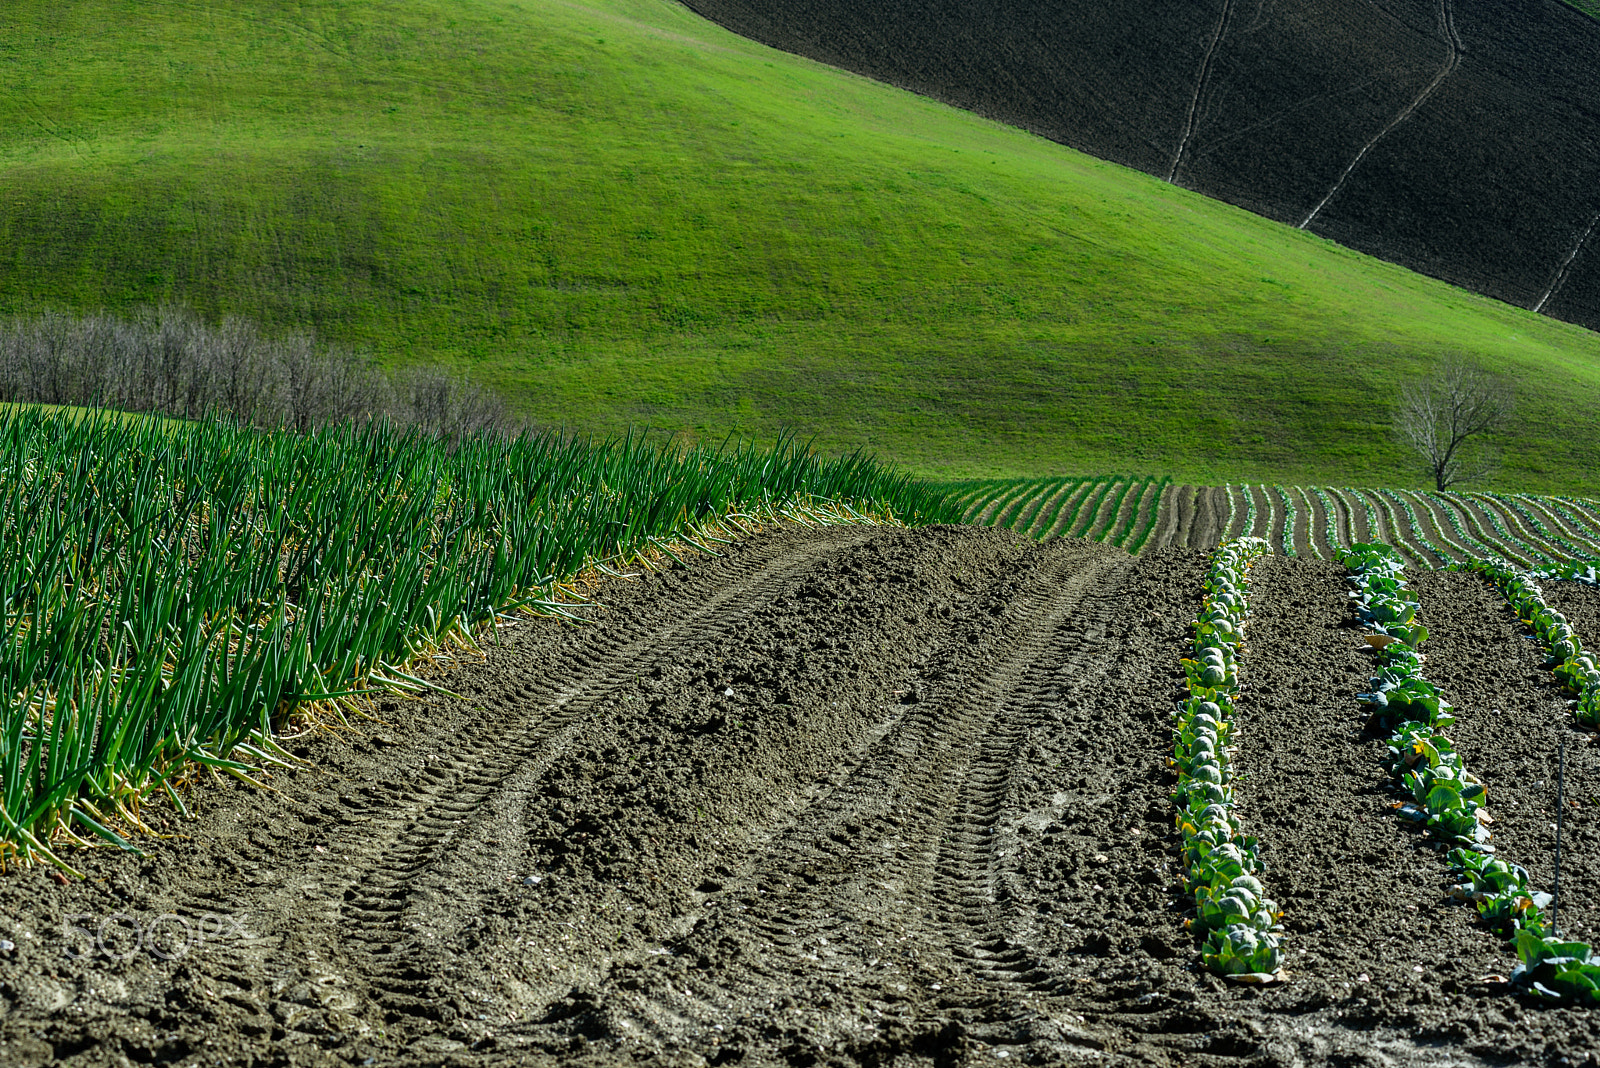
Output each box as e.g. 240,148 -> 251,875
3,0 -> 1600,490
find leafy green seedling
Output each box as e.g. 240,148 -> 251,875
1201,923 -> 1283,980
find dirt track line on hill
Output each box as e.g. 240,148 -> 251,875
1168,0 -> 1237,184
1299,0 -> 1461,229
1534,210 -> 1600,314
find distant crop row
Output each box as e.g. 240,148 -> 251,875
1216,485 -> 1600,569
947,476 -> 1170,552
953,480 -> 1600,566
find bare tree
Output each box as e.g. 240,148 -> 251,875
393,367 -> 511,441
0,306 -> 518,438
1396,358 -> 1514,491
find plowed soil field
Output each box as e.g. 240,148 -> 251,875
681,0 -> 1600,332
2,525 -> 1598,1067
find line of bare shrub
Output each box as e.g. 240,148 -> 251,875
0,306 -> 516,438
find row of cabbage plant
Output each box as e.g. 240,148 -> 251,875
1491,494 -> 1589,562
1341,544 -> 1488,840
1172,536 -> 1284,981
1274,486 -> 1297,557
1463,559 -> 1600,729
1344,544 -> 1599,1003
1460,556 -> 1600,1002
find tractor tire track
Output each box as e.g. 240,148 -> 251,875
61,525 -> 882,1048
538,538 -> 1143,1061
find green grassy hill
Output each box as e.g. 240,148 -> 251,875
4,0 -> 1599,490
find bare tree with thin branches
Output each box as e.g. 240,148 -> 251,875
1396,358 -> 1514,491
0,305 -> 519,437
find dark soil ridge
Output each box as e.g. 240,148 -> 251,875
679,0 -> 1600,332
1,527 -> 1598,1067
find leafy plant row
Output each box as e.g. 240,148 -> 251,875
1172,536 -> 1284,981
1492,495 -> 1589,562
1550,497 -> 1600,550
1343,543 -> 1599,1004
1275,486 -> 1296,557
952,476 -> 1169,548
957,483 -> 1600,564
1311,487 -> 1341,559
0,410 -> 957,868
1463,560 -> 1600,732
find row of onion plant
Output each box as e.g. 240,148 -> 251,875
0,408 -> 959,870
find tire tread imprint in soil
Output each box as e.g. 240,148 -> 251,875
7,542 -> 1600,1067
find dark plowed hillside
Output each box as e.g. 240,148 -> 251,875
4,528 -> 1599,1067
682,0 -> 1600,330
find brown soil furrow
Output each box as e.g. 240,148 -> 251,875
1231,483 -> 1250,539
1425,493 -> 1497,557
1065,479 -> 1114,539
1472,495 -> 1568,564
1269,485 -> 1291,553
1190,484 -> 1224,547
1021,478 -> 1075,537
1310,487 -> 1342,556
1148,482 -> 1184,550
1438,492 -> 1514,560
1291,485 -> 1316,557
1414,570 -> 1600,944
1195,483 -> 1224,546
1100,480 -> 1138,545
1012,479 -> 1062,536
1222,557 -> 1512,1051
1452,495 -> 1538,567
953,486 -> 994,522
1244,484 -> 1272,542
1121,479 -> 1159,549
993,480 -> 1045,529
974,482 -> 1029,524
1366,489 -> 1434,568
1394,489 -> 1469,563
1333,487 -> 1375,544
1558,497 -> 1600,540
